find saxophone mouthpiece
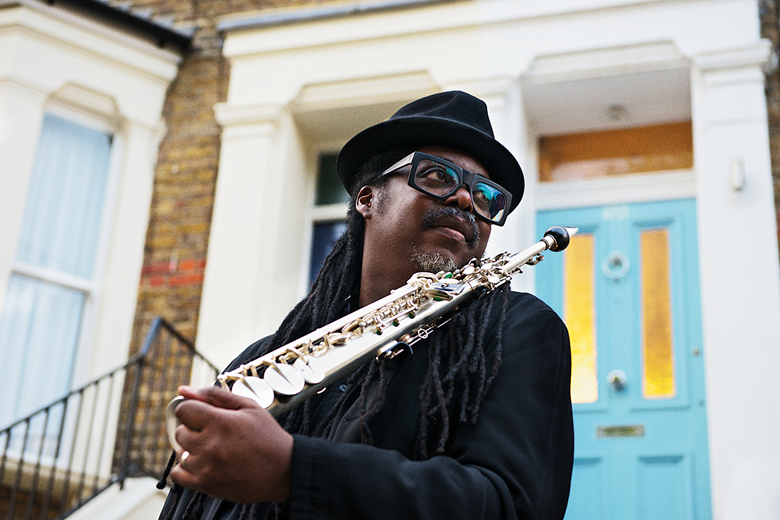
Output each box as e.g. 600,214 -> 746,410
544,226 -> 579,252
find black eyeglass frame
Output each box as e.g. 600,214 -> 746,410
381,151 -> 512,226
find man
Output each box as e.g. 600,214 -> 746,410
160,91 -> 574,520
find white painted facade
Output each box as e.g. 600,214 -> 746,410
196,0 -> 780,518
0,0 -> 180,508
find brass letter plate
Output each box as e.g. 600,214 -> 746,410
597,425 -> 645,438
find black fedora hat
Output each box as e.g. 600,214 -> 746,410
336,90 -> 524,214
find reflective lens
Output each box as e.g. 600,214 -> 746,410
411,156 -> 509,224
414,159 -> 460,194
472,182 -> 506,223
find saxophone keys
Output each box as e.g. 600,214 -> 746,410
232,377 -> 275,408
377,341 -> 413,361
264,363 -> 305,396
294,356 -> 325,385
342,319 -> 363,333
425,282 -> 465,300
327,332 -> 349,346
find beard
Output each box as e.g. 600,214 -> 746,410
410,250 -> 459,274
411,207 -> 482,273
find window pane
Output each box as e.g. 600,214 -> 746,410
315,153 -> 349,206
0,274 -> 84,426
309,221 -> 347,286
17,113 -> 112,278
641,229 -> 676,399
539,122 -> 693,182
0,113 -> 111,428
565,234 -> 598,403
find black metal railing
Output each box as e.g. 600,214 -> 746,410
0,317 -> 219,520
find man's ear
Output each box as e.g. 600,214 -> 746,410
355,186 -> 375,218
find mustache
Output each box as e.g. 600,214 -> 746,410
423,206 -> 481,248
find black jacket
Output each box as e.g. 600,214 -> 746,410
161,291 -> 574,520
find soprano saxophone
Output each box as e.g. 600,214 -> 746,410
166,226 -> 577,451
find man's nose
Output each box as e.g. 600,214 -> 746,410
444,185 -> 474,212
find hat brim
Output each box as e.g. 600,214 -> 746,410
337,117 -> 524,214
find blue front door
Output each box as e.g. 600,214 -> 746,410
536,199 -> 711,520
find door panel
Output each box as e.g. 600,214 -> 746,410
536,199 -> 710,520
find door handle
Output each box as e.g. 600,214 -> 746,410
607,369 -> 627,391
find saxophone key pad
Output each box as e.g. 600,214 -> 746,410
294,356 -> 325,385
233,377 -> 275,408
264,363 -> 306,396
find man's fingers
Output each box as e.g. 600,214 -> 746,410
178,385 -> 260,411
172,399 -> 211,434
170,462 -> 199,490
174,385 -> 263,432
175,421 -> 207,452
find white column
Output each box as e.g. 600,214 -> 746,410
692,41 -> 780,520
198,103 -> 309,369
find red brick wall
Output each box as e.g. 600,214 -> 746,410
130,51 -> 227,352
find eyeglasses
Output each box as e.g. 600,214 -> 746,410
381,151 -> 512,226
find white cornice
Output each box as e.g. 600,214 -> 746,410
0,1 -> 182,81
291,71 -> 438,113
214,102 -> 288,138
219,0 -> 696,58
524,41 -> 689,84
218,0 -> 458,32
220,0 -> 478,58
694,41 -> 772,72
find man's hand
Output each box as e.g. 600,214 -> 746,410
169,385 -> 293,504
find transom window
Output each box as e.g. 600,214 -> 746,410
538,121 -> 693,182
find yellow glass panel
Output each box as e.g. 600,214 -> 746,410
564,234 -> 598,403
641,229 -> 676,399
539,122 -> 693,182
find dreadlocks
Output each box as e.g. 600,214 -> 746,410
163,148 -> 512,520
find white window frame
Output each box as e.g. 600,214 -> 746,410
5,101 -> 122,404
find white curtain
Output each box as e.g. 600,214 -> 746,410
16,114 -> 112,277
0,113 -> 112,430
